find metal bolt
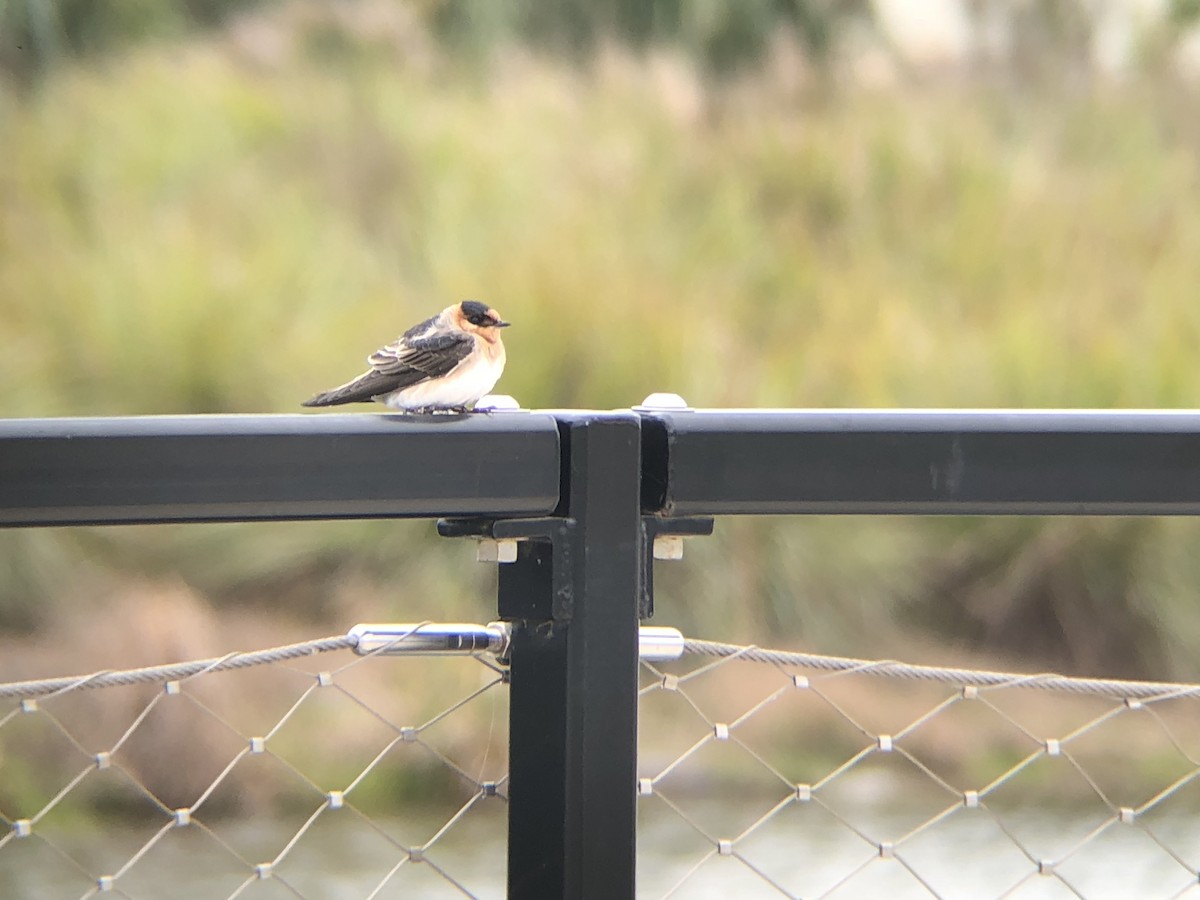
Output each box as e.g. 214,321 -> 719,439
635,392 -> 691,411
477,538 -> 519,563
474,394 -> 521,411
653,535 -> 684,560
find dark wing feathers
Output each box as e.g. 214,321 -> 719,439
368,330 -> 473,378
301,328 -> 474,407
399,312 -> 440,342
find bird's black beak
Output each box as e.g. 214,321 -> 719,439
495,320 -> 511,328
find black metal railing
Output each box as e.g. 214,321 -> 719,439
5,407 -> 1200,898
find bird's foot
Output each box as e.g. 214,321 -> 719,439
405,405 -> 470,415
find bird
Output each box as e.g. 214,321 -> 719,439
302,300 -> 510,413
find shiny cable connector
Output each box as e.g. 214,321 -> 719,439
349,623 -> 685,662
349,623 -> 509,657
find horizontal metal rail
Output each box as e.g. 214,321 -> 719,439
8,408 -> 1200,524
0,413 -> 561,526
641,409 -> 1200,516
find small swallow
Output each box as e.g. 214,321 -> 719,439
302,300 -> 510,413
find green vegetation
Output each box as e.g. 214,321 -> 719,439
0,0 -> 870,81
3,2 -> 1200,691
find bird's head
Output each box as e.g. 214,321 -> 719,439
455,300 -> 510,336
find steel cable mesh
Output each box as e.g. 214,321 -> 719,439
637,642 -> 1200,899
13,625 -> 1200,898
0,632 -> 509,898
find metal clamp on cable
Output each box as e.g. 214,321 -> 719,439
637,626 -> 685,661
349,623 -> 685,662
349,623 -> 510,658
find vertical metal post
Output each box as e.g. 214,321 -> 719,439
502,412 -> 642,898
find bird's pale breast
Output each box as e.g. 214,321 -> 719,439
380,339 -> 505,410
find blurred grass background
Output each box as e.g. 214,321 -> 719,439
4,0 -> 1200,698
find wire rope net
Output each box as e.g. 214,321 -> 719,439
0,631 -> 509,899
637,640 -> 1200,899
9,626 -> 1200,897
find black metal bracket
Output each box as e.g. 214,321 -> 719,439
639,515 -> 714,619
441,513 -> 713,622
437,516 -> 577,621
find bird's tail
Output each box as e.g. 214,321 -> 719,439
302,370 -> 395,407
301,380 -> 366,407
300,391 -> 348,408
